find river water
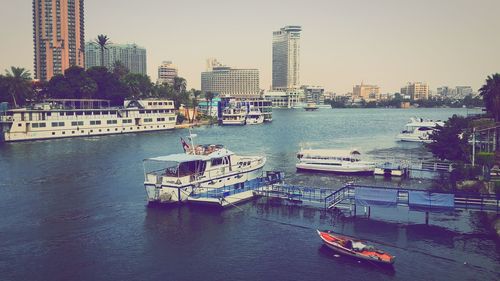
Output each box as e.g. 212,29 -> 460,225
1,108 -> 498,281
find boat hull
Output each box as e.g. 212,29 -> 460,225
397,134 -> 432,143
296,163 -> 375,174
317,230 -> 395,265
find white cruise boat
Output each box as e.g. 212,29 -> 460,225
296,149 -> 375,174
397,117 -> 444,143
221,107 -> 247,125
0,99 -> 176,142
246,108 -> 264,125
143,135 -> 269,206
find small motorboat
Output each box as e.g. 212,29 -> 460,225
316,230 -> 395,265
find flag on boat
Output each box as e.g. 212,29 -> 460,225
180,137 -> 190,152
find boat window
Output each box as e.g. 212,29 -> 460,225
211,158 -> 223,166
418,127 -> 432,131
177,161 -> 201,177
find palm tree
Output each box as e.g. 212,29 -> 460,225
95,34 -> 110,68
205,91 -> 215,118
190,89 -> 201,123
479,73 -> 500,122
173,77 -> 186,94
4,67 -> 32,108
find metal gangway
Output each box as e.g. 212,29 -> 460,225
255,184 -> 500,213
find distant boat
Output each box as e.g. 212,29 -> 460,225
221,107 -> 246,126
296,149 -> 375,174
317,230 -> 395,265
396,117 -> 444,143
246,107 -> 264,125
304,103 -> 319,111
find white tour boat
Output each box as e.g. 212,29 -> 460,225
221,107 -> 247,125
396,117 -> 444,143
296,149 -> 375,174
0,99 -> 176,142
246,108 -> 264,125
143,134 -> 270,207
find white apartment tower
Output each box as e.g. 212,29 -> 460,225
157,61 -> 178,85
272,25 -> 302,90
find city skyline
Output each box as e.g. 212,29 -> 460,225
1,0 -> 499,93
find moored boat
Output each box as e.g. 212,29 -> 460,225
317,230 -> 395,265
397,117 -> 444,143
246,107 -> 264,125
143,133 -> 272,207
221,107 -> 246,126
296,149 -> 375,174
304,102 -> 319,111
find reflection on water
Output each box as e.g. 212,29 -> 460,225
1,108 -> 498,281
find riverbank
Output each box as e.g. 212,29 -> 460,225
175,119 -> 213,129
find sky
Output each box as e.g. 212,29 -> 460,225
1,0 -> 499,94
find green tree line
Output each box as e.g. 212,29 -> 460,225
0,64 -> 199,109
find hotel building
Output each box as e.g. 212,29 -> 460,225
85,42 -> 147,75
201,59 -> 260,99
33,0 -> 85,81
272,25 -> 302,90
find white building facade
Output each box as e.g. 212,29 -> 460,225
201,60 -> 260,99
157,61 -> 178,85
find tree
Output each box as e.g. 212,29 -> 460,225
95,34 -> 110,68
173,77 -> 186,94
4,67 -> 32,107
63,66 -> 97,99
479,73 -> 500,121
122,73 -> 152,99
427,115 -> 471,162
190,89 -> 201,123
112,61 -> 129,79
205,91 -> 215,117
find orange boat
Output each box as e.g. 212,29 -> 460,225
317,230 -> 395,265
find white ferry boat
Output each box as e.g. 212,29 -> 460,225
397,117 -> 444,143
296,149 -> 375,174
221,107 -> 247,125
246,108 -> 264,125
143,135 -> 270,207
0,99 -> 177,142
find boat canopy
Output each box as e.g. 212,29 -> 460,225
145,148 -> 234,163
145,153 -> 209,163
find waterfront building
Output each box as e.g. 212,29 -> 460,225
272,25 -> 302,89
201,59 -> 260,99
353,83 -> 380,102
263,89 -> 304,108
401,82 -> 429,100
217,98 -> 273,123
0,99 -> 175,142
85,42 -> 147,75
33,0 -> 85,81
157,61 -> 178,85
302,86 -> 325,105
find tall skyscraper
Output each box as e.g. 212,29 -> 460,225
85,42 -> 147,75
157,61 -> 178,85
272,25 -> 302,90
201,59 -> 260,99
33,0 -> 85,81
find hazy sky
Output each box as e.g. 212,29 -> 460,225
1,0 -> 499,93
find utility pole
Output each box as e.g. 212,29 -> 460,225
472,127 -> 476,166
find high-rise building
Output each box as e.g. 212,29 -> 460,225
33,0 -> 85,81
437,86 -> 473,99
157,61 -> 178,85
401,82 -> 429,100
85,42 -> 147,75
201,59 -> 260,99
272,25 -> 302,90
353,83 -> 380,102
